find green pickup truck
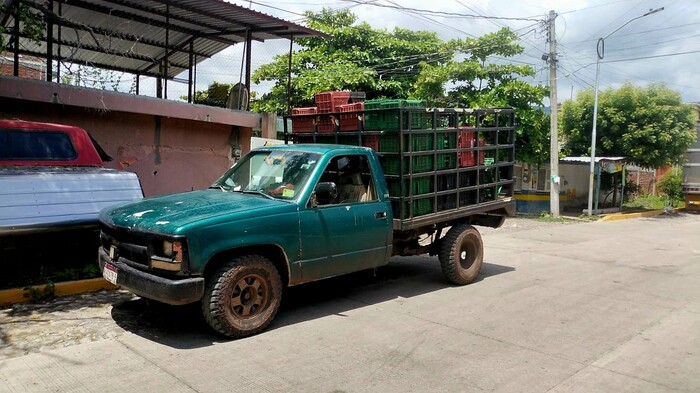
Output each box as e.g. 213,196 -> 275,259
98,107 -> 516,338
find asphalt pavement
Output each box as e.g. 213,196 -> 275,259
0,214 -> 698,393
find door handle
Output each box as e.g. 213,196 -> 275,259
375,211 -> 387,219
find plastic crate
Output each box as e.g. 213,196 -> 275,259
441,131 -> 457,149
363,99 -> 428,131
437,174 -> 456,191
437,194 -> 457,211
317,114 -> 335,133
409,134 -> 433,152
391,198 -> 433,219
315,91 -> 351,113
387,176 -> 432,197
410,155 -> 433,173
338,102 -> 364,131
436,153 -> 457,170
291,107 -> 317,133
349,91 -> 366,103
362,135 -> 379,151
381,155 -> 433,175
375,135 -> 397,153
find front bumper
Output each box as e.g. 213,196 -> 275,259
98,247 -> 204,305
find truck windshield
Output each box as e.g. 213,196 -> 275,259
212,150 -> 321,200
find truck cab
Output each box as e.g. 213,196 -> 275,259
99,145 -> 392,337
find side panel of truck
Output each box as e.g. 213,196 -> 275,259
682,117 -> 700,211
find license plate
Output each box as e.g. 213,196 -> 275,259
103,263 -> 118,285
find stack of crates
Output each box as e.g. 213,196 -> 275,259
337,102 -> 364,131
290,107 -> 317,133
364,99 -> 428,131
458,128 -> 485,167
315,91 -> 351,133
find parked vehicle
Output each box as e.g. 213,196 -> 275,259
682,116 -> 700,211
0,120 -> 143,286
98,106 -> 515,338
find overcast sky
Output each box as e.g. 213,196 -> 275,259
162,0 -> 700,105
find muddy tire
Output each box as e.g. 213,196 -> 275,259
202,255 -> 282,338
438,224 -> 483,285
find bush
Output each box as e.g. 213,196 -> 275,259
658,167 -> 683,200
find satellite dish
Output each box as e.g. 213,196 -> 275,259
227,83 -> 249,111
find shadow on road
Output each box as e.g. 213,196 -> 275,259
109,257 -> 514,349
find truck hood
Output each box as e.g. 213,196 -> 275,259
99,190 -> 295,234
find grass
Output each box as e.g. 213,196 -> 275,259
624,194 -> 684,211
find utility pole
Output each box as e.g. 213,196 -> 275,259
548,10 -> 560,217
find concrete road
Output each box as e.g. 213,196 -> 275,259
1,214 -> 699,392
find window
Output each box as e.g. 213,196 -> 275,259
0,129 -> 77,161
316,154 -> 377,206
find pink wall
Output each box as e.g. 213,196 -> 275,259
1,98 -> 253,197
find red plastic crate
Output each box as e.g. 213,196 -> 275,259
291,107 -> 317,133
315,91 -> 351,113
317,114 -> 335,133
362,135 -> 379,151
458,130 -> 485,167
338,102 -> 364,131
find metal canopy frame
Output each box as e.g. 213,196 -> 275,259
1,0 -> 324,102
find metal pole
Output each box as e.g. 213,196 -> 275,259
164,0 -> 169,99
245,29 -> 252,109
286,35 -> 294,115
187,40 -> 193,103
586,7 -> 663,216
56,0 -> 62,83
13,4 -> 19,76
587,47 -> 602,216
548,10 -> 560,217
46,0 -> 54,82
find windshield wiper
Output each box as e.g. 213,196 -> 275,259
209,185 -> 227,192
241,190 -> 276,200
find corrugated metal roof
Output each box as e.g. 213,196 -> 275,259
1,0 -> 324,79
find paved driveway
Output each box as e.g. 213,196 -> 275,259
1,214 -> 698,392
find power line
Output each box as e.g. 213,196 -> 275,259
338,0 -> 542,22
603,49 -> 700,63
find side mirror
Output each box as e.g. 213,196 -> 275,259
311,182 -> 338,208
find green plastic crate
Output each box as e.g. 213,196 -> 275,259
441,132 -> 457,149
379,135 -> 400,152
392,198 -> 433,219
363,99 -> 428,131
387,177 -> 432,197
436,153 -> 457,170
380,155 -> 401,175
410,155 -> 433,173
408,134 -> 433,152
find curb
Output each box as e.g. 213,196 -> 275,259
599,208 -> 679,221
0,278 -> 118,306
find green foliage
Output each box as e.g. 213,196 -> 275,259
560,83 -> 696,168
0,4 -> 46,52
413,28 -> 550,165
624,194 -> 684,210
251,8 -> 450,113
658,167 -> 683,200
23,282 -> 55,303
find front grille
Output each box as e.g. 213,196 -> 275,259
100,224 -> 150,266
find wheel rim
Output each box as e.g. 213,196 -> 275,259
457,235 -> 478,270
230,273 -> 269,319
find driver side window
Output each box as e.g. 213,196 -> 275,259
316,154 -> 377,206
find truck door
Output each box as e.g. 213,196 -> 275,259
298,153 -> 391,281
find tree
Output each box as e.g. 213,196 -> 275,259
560,83 -> 696,168
412,28 -> 551,165
0,4 -> 45,52
251,8 -> 450,113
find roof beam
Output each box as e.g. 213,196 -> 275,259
140,36 -> 194,74
6,28 -> 190,69
13,48 -> 179,79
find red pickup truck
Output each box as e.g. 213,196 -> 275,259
0,119 -> 144,289
0,119 -> 106,167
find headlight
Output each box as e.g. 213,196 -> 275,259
163,241 -> 174,258
151,239 -> 185,271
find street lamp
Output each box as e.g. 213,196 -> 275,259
587,7 -> 664,216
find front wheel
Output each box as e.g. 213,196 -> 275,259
438,224 -> 483,285
202,255 -> 282,338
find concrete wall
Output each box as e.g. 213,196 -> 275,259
0,98 -> 252,197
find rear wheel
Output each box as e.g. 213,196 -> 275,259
202,255 -> 282,338
438,224 -> 483,285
